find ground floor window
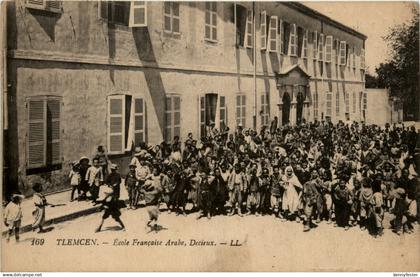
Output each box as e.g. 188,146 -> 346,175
165,95 -> 181,142
236,95 -> 246,127
261,93 -> 270,127
27,96 -> 62,169
108,94 -> 146,154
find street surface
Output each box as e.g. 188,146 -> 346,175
2,206 -> 419,271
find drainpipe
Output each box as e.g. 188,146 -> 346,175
252,1 -> 257,130
1,2 -> 7,131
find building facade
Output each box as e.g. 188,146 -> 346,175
4,1 -> 366,195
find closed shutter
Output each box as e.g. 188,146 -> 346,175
108,95 -> 125,154
27,99 -> 47,169
129,1 -> 147,27
134,97 -> 146,146
47,98 -> 61,164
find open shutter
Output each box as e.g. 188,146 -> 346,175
25,0 -> 46,10
108,95 -> 125,154
244,10 -> 253,48
278,19 -> 284,54
219,96 -> 227,131
47,98 -> 61,165
260,10 -> 267,50
199,95 -> 206,137
312,31 -> 318,60
46,1 -> 61,13
133,97 -> 146,146
318,33 -> 324,61
268,16 -> 278,52
129,1 -> 147,27
98,0 -> 109,20
27,98 -> 46,169
325,35 -> 333,63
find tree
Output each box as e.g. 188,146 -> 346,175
375,5 -> 419,120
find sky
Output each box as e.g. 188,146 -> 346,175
303,1 -> 416,74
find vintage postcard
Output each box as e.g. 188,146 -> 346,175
1,0 -> 419,272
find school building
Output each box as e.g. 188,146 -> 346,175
2,1 -> 367,195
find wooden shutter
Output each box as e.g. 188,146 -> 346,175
25,0 -> 46,10
312,31 -> 318,60
47,98 -> 61,164
268,16 -> 278,52
219,96 -> 227,131
133,97 -> 146,146
27,98 -> 46,169
46,1 -> 61,13
278,19 -> 284,54
199,95 -> 206,137
129,1 -> 147,27
173,96 -> 181,138
245,10 -> 253,48
98,0 -> 109,20
108,95 -> 125,154
260,11 -> 267,50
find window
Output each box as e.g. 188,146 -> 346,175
279,20 -> 284,54
27,96 -> 61,169
334,39 -> 340,65
164,2 -> 180,34
352,47 -> 356,69
261,93 -> 270,126
99,1 -> 147,27
165,95 -> 181,142
336,91 -> 340,116
235,5 -> 247,47
339,41 -> 346,66
345,91 -> 350,114
352,91 -> 357,113
326,92 -> 332,117
245,10 -> 253,48
289,24 -> 297,56
363,92 -> 367,110
25,0 -> 62,13
302,30 -> 308,59
360,48 -> 366,70
268,16 -> 278,52
318,33 -> 324,61
313,91 -> 319,120
312,31 -> 318,60
205,2 -> 217,42
219,96 -> 227,131
107,95 -> 146,153
199,94 -> 218,137
236,95 -> 246,127
325,35 -> 333,63
260,10 -> 267,50
133,97 -> 146,146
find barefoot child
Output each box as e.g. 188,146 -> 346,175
69,161 -> 81,201
32,183 -> 49,233
4,193 -> 24,242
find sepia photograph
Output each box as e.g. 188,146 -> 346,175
0,0 -> 419,272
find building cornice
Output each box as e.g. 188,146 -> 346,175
8,49 -> 365,85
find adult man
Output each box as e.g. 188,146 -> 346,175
227,163 -> 246,216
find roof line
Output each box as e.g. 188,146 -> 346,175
283,2 -> 368,40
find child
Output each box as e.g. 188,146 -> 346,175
86,158 -> 103,202
142,166 -> 164,232
95,183 -> 126,233
4,193 -> 24,242
359,178 -> 373,231
333,178 -> 352,230
372,180 -> 384,237
125,162 -> 139,210
32,183 -> 48,233
94,145 -> 109,178
69,161 -> 81,202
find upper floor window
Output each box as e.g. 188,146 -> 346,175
289,24 -> 297,56
312,31 -> 318,60
99,1 -> 147,27
268,16 -> 278,52
360,48 -> 366,70
27,96 -> 62,169
260,11 -> 267,50
25,0 -> 62,13
245,10 -> 253,48
164,2 -> 180,34
339,41 -> 346,66
318,33 -> 324,61
301,30 -> 308,59
205,2 -> 217,42
325,35 -> 333,63
352,47 -> 356,69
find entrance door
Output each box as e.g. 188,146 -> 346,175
282,92 -> 291,125
296,90 -> 305,125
